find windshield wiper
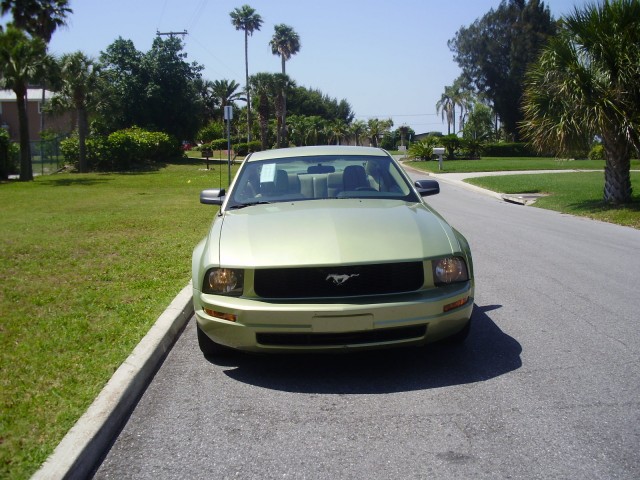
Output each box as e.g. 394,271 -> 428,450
228,200 -> 272,210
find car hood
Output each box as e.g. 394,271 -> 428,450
209,199 -> 460,268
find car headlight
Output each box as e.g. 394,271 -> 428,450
203,268 -> 244,295
432,257 -> 469,285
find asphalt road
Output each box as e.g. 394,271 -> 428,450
94,173 -> 640,479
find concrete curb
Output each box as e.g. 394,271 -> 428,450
429,173 -> 505,201
400,160 -> 504,201
31,283 -> 194,480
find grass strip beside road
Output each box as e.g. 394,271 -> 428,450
408,156 -> 640,229
0,160 -> 232,480
409,156 -> 640,173
466,171 -> 640,228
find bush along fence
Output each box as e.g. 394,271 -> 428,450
60,127 -> 182,171
0,129 -> 10,179
0,130 -> 65,179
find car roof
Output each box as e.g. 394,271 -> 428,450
245,145 -> 391,162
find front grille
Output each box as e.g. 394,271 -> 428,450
254,261 -> 424,299
256,325 -> 427,347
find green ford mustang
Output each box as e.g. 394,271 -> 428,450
192,145 -> 474,355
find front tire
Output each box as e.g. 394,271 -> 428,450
197,323 -> 231,357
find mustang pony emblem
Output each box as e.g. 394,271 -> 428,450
326,273 -> 360,286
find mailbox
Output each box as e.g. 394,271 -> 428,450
433,147 -> 445,171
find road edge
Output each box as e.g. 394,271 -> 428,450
31,283 -> 194,480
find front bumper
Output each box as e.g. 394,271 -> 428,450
193,282 -> 474,352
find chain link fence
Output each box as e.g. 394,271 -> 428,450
1,135 -> 65,179
30,136 -> 64,175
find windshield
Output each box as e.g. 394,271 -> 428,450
227,154 -> 417,209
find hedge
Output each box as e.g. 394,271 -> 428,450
60,127 -> 181,171
480,142 -> 539,157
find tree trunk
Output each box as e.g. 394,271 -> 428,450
452,105 -> 456,135
78,107 -> 89,173
244,31 -> 252,143
16,88 -> 33,181
603,134 -> 632,205
281,57 -> 287,147
275,91 -> 284,148
258,96 -> 269,151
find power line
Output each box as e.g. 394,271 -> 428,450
186,0 -> 208,31
156,29 -> 188,38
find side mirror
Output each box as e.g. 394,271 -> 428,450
200,189 -> 226,205
414,179 -> 440,197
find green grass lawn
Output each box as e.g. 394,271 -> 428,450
466,171 -> 640,228
0,159 -> 234,479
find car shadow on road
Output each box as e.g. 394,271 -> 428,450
215,304 -> 522,394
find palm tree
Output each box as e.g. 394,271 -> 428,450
367,118 -> 393,147
350,120 -> 367,146
230,4 -> 263,144
328,120 -> 349,145
248,72 -> 276,150
398,125 -> 410,147
1,0 -> 72,42
307,116 -> 326,146
437,79 -> 474,135
436,87 -> 456,135
2,0 -> 72,131
272,73 -> 295,147
521,0 -> 640,205
270,24 -> 300,146
50,52 -> 99,173
270,24 -> 301,75
210,79 -> 245,120
286,115 -> 304,146
0,25 -> 48,181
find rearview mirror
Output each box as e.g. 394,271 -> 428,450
414,180 -> 440,197
200,189 -> 226,205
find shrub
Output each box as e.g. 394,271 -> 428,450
460,138 -> 483,159
481,142 -> 538,157
60,127 -> 181,171
588,143 -> 604,160
210,138 -> 230,150
440,134 -> 462,159
61,134 -> 112,170
108,130 -> 137,170
59,134 -> 80,166
125,127 -> 180,162
408,141 -> 434,161
196,121 -> 225,144
234,140 -> 262,156
0,129 -> 18,179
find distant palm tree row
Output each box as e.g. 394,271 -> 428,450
285,116 -> 394,148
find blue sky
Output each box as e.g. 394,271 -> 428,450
11,0 -> 588,134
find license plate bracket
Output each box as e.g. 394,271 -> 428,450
312,314 -> 374,333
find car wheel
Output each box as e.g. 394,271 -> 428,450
444,318 -> 471,344
196,324 -> 231,357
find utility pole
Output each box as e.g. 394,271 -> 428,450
156,30 -> 188,38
